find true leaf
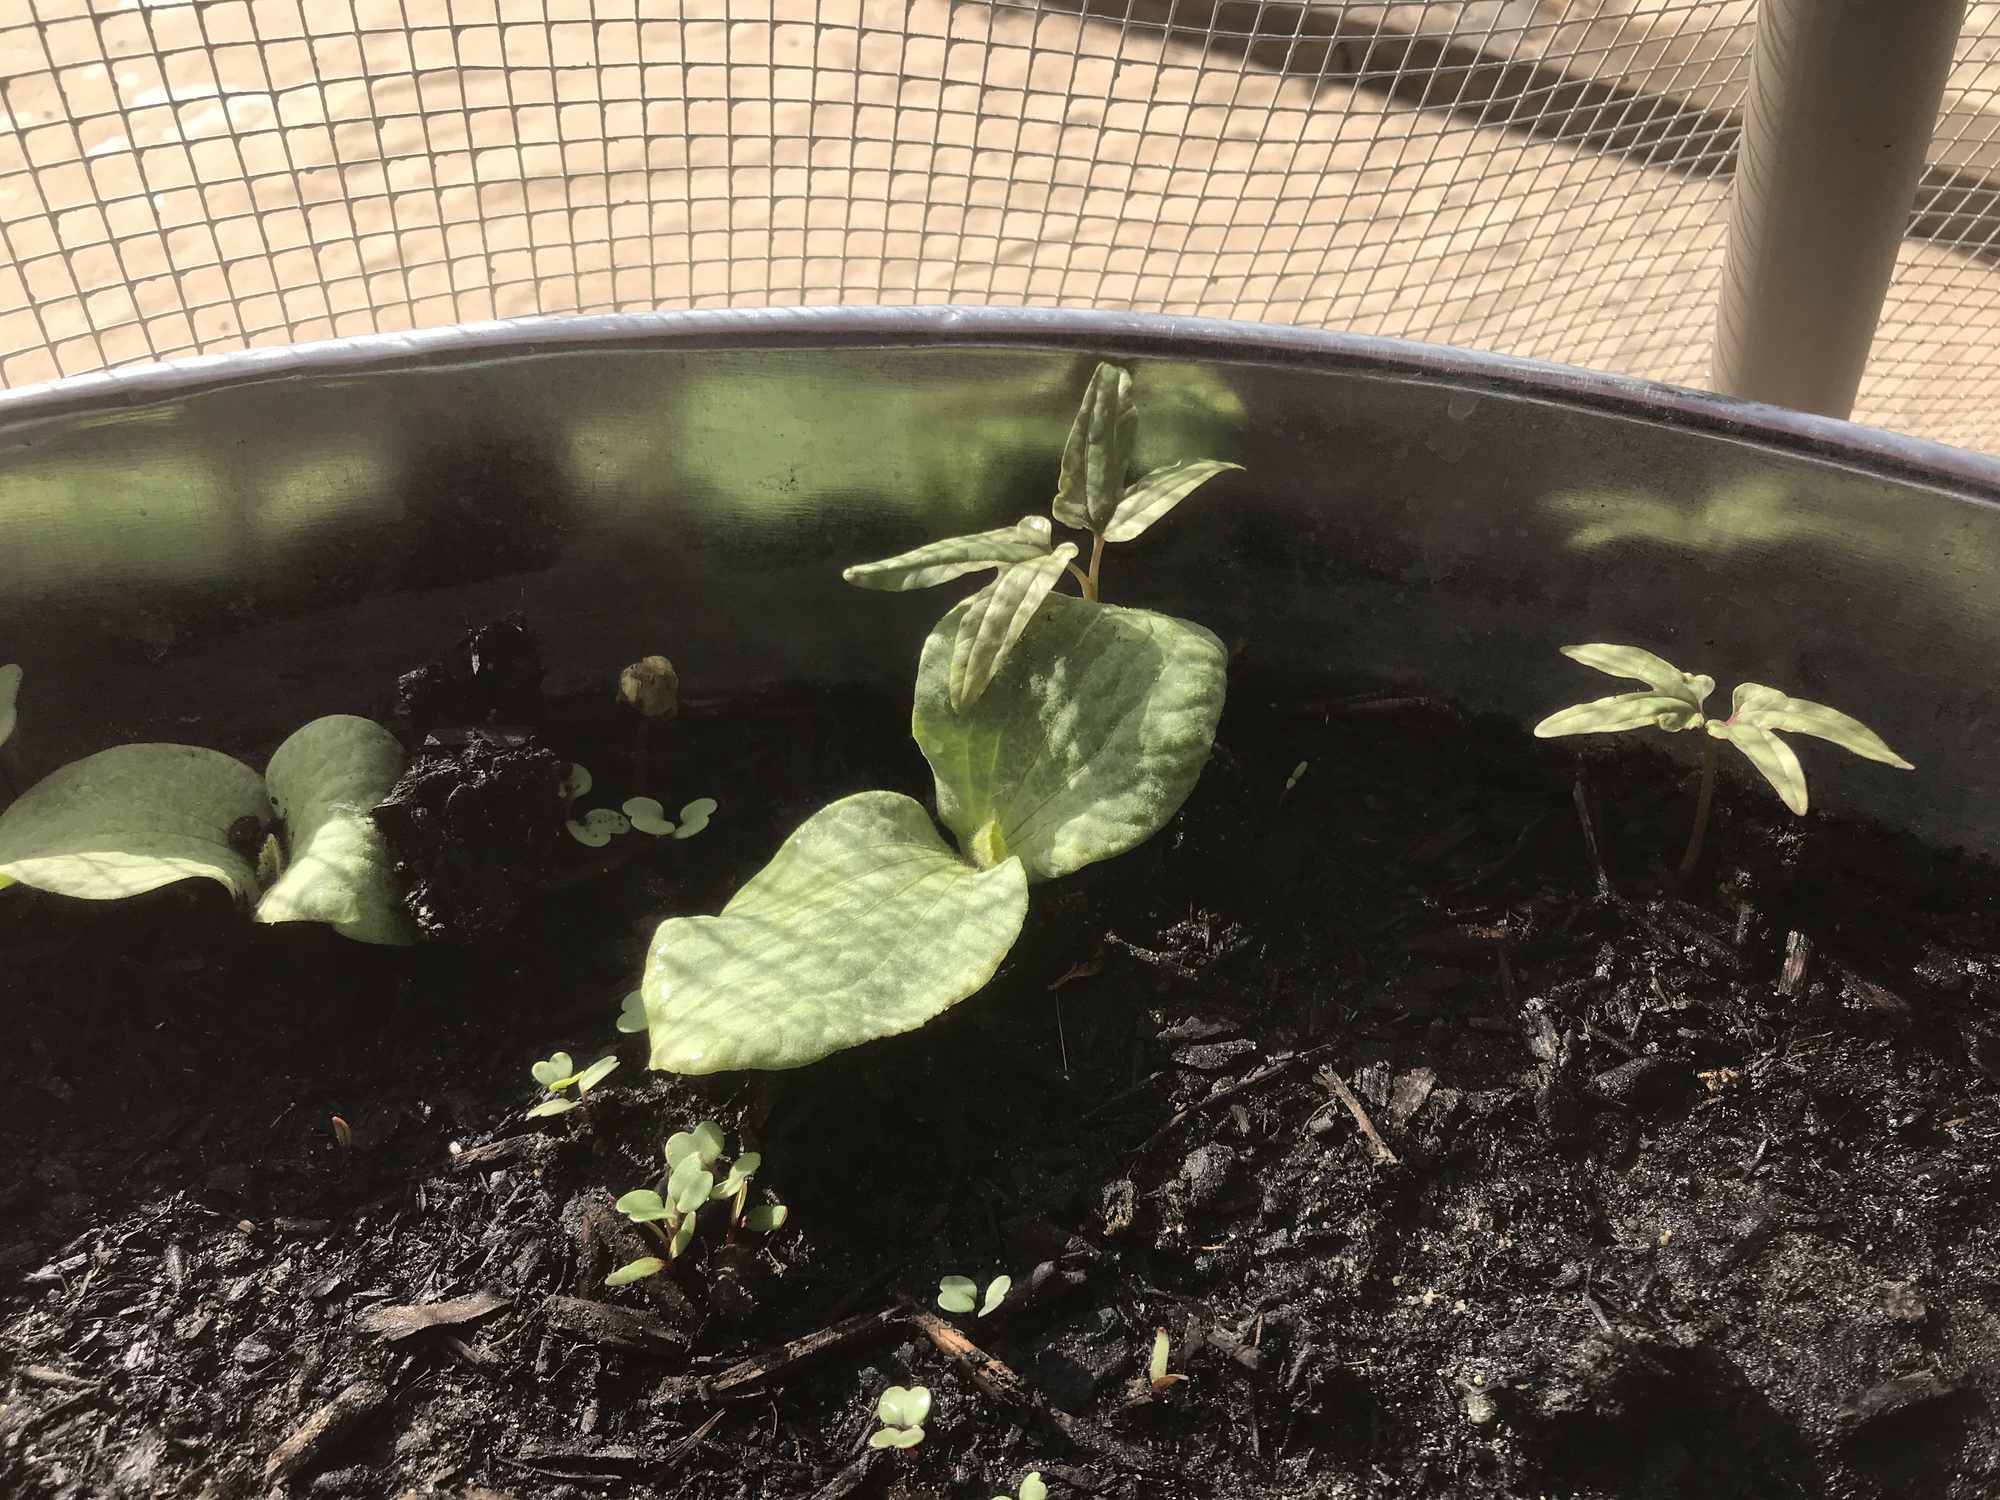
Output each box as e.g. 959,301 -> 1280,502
1730,683 -> 1913,768
0,743 -> 269,901
842,515 -> 1054,591
1052,362 -> 1137,533
1560,643 -> 1712,707
641,792 -> 1028,1073
914,592 -> 1227,882
938,1275 -> 977,1313
1709,721 -> 1810,815
947,545 -> 1078,711
1103,459 -> 1242,543
1533,692 -> 1705,738
605,1257 -> 664,1287
0,663 -> 20,750
255,715 -> 413,945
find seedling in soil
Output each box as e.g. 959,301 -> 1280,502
570,793 -> 717,846
994,1474 -> 1047,1500
604,1120 -> 784,1286
1533,644 -> 1913,880
1149,1327 -> 1187,1394
937,1273 -> 1011,1317
641,362 -> 1235,1075
870,1385 -> 932,1448
526,1051 -> 620,1118
619,654 -> 678,790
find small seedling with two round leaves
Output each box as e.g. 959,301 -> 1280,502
1534,644 -> 1913,880
605,1119 -> 787,1286
994,1474 -> 1047,1500
937,1273 -> 1011,1317
870,1385 -> 931,1449
569,791 -> 718,846
526,1051 -> 620,1118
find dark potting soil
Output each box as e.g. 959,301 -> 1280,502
1,666 -> 1997,1500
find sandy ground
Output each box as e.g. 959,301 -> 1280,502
3,1 -> 1999,451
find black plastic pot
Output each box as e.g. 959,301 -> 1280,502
3,308 -> 1995,850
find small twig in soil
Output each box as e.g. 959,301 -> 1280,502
354,1288 -> 510,1343
263,1378 -> 389,1486
1312,1066 -> 1401,1167
1102,932 -> 1257,1006
654,1307 -> 903,1405
1126,1045 -> 1338,1161
543,1295 -> 688,1358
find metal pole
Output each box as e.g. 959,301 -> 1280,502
1712,0 -> 1964,418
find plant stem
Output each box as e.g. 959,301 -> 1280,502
1086,532 -> 1106,601
1677,737 -> 1718,883
1064,562 -> 1094,599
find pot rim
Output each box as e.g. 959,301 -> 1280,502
6,305 -> 1997,497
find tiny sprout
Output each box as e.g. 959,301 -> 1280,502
937,1273 -> 1011,1317
622,796 -> 675,836
617,988 -> 648,1034
330,1115 -> 352,1149
526,1051 -> 620,1117
1534,644 -> 1913,880
993,1474 -> 1047,1500
870,1385 -> 931,1448
1149,1327 -> 1186,1393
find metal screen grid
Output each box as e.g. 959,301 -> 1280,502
3,2 -> 1999,451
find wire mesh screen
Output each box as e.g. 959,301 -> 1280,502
4,2 -> 2000,450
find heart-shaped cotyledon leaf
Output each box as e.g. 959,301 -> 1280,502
641,792 -> 1028,1074
914,591 -> 1227,883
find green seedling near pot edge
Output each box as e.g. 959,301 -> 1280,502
938,1273 -> 1011,1317
640,363 -> 1234,1075
526,1051 -> 619,1118
870,1385 -> 931,1449
605,1119 -> 786,1287
995,1474 -> 1048,1500
1534,645 -> 1913,880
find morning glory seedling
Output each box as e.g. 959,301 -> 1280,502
937,1273 -> 1011,1317
994,1474 -> 1047,1500
870,1385 -> 931,1449
1534,644 -> 1913,879
526,1050 -> 619,1118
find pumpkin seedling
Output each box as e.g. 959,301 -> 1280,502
937,1273 -> 1011,1317
994,1473 -> 1047,1500
1534,644 -> 1913,880
1148,1327 -> 1186,1394
870,1385 -> 931,1448
604,1119 -> 785,1287
526,1050 -> 620,1118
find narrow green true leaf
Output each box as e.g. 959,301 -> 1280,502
525,1097 -> 577,1118
254,715 -> 414,945
1710,721 -> 1809,815
616,1189 -> 670,1223
642,792 -> 1028,1073
573,1055 -> 620,1094
1150,1328 -> 1171,1385
937,1275 -> 977,1313
1533,691 -> 1705,739
1559,643 -> 1711,706
0,742 -> 269,901
842,515 -> 1054,591
877,1386 -> 932,1428
948,545 -> 1079,711
605,1256 -> 664,1286
915,592 -> 1227,883
979,1275 -> 1011,1317
0,663 -> 20,751
1102,458 -> 1243,543
744,1203 -> 788,1232
1052,362 -> 1137,534
1730,683 -> 1913,769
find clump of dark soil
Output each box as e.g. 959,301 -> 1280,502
1,668 -> 1996,1500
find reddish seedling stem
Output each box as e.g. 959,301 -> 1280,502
1678,736 -> 1719,882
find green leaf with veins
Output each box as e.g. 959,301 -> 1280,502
1533,692 -> 1706,738
1052,362 -> 1137,534
1559,643 -> 1712,705
255,715 -> 412,944
947,545 -> 1078,711
914,591 -> 1227,882
1708,720 -> 1810,814
641,792 -> 1028,1073
842,515 -> 1054,591
1103,459 -> 1242,542
1729,683 -> 1913,768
